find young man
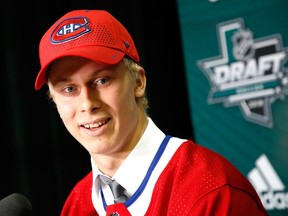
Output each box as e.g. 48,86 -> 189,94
34,9 -> 268,216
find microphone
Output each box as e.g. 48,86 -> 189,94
0,193 -> 32,216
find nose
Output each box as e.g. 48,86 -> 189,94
80,87 -> 100,113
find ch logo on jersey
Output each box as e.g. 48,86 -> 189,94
197,18 -> 288,128
50,17 -> 91,44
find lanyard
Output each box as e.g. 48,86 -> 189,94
100,135 -> 172,210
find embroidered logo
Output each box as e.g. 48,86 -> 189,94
50,17 -> 91,44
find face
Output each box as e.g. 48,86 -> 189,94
47,56 -> 147,158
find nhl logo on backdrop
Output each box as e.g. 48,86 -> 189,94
197,18 -> 288,128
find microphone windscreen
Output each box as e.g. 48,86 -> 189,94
0,193 -> 32,216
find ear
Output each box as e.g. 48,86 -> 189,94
135,66 -> 146,97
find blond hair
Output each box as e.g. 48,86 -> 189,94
122,57 -> 149,112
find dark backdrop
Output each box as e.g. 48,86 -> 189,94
0,0 -> 194,215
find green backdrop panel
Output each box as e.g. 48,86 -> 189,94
177,0 -> 288,215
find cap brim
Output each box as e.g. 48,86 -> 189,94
34,46 -> 125,90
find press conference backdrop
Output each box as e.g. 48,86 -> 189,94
177,0 -> 288,215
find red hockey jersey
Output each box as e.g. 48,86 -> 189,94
61,139 -> 267,216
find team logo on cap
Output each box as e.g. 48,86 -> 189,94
198,18 -> 288,128
50,17 -> 91,44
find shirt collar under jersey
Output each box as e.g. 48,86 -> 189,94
91,117 -> 165,197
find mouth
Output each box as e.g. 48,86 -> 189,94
82,118 -> 110,129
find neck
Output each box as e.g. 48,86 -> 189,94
92,112 -> 148,177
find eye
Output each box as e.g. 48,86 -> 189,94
95,77 -> 111,87
63,86 -> 76,93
